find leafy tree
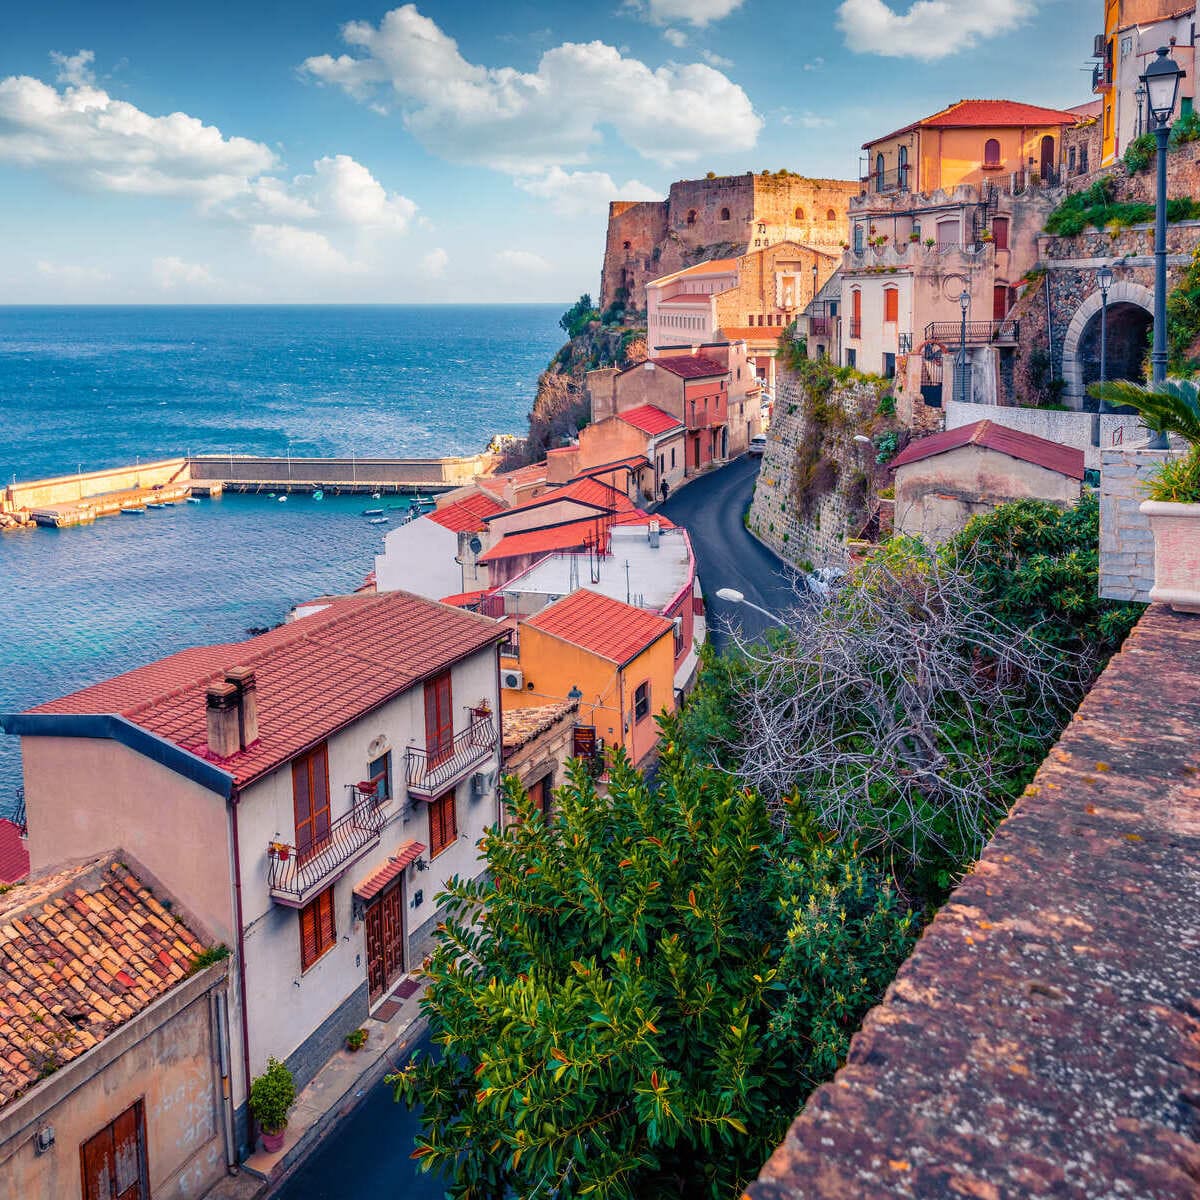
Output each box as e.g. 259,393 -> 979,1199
392,732 -> 914,1199
560,294 -> 600,339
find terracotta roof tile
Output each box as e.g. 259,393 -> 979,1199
867,98 -> 1080,146
650,356 -> 729,379
619,405 -> 684,436
0,822 -> 28,886
31,592 -> 505,788
888,419 -> 1086,479
568,456 -> 650,481
0,853 -> 212,1110
478,518 -> 609,564
502,701 -> 579,756
525,590 -> 673,666
427,493 -> 505,533
352,841 -> 426,902
493,477 -> 636,520
720,326 -> 784,342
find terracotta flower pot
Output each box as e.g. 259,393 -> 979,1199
1140,499 -> 1200,613
261,1127 -> 286,1154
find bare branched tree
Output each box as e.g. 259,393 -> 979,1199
721,548 -> 1088,871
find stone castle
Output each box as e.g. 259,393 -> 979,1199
600,171 -> 859,313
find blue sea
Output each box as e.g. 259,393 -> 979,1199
0,305 -> 563,803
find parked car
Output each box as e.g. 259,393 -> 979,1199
748,434 -> 768,457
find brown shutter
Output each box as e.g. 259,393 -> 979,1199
300,901 -> 318,970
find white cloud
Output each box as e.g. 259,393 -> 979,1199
421,247 -> 448,277
663,28 -> 689,47
152,256 -> 214,289
701,49 -> 733,68
781,111 -> 836,129
836,0 -> 1036,60
35,259 -> 110,286
50,49 -> 95,87
495,249 -> 552,275
516,166 -> 661,216
803,56 -> 825,71
300,5 -> 761,171
251,225 -> 361,274
629,0 -> 745,26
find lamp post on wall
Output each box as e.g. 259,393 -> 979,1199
957,288 -> 971,403
1135,84 -> 1147,137
1141,45 -> 1185,448
1097,262 -> 1113,391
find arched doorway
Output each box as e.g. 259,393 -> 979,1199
1040,135 -> 1055,179
1077,301 -> 1152,390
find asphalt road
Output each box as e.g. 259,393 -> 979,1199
271,1029 -> 442,1200
660,454 -> 795,650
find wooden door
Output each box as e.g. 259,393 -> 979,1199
993,284 -> 1010,321
81,1101 -> 147,1200
366,883 -> 406,1001
1040,135 -> 1055,178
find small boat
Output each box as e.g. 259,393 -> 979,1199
278,496 -> 287,503
371,491 -> 382,500
121,506 -> 146,516
368,516 -> 389,526
187,497 -> 202,505
146,502 -> 166,510
312,490 -> 324,501
362,507 -> 384,516
267,492 -> 276,498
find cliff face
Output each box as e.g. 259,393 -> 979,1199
601,171 -> 859,313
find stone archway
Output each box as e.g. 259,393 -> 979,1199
1061,280 -> 1154,408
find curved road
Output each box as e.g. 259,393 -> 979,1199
660,455 -> 795,650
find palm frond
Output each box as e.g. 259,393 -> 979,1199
1088,378 -> 1200,444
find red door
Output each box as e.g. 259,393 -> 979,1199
993,284 -> 1010,321
366,883 -> 406,1001
1040,135 -> 1055,178
81,1101 -> 147,1200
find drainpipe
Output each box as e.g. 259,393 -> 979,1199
228,787 -> 253,1158
213,988 -> 238,1174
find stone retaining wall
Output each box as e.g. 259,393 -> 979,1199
1099,445 -> 1177,601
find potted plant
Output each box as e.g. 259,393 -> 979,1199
1091,378 -> 1200,612
270,841 -> 290,862
924,237 -> 936,248
908,231 -> 920,242
980,229 -> 994,243
345,1028 -> 368,1052
250,1057 -> 295,1153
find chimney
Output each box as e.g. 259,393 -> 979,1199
648,519 -> 661,549
206,682 -> 240,758
224,666 -> 259,749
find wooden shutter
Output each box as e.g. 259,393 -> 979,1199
81,1101 -> 146,1200
429,790 -> 457,857
992,217 -> 1009,251
425,672 -> 454,764
884,288 -> 898,324
300,886 -> 336,971
293,744 -> 331,858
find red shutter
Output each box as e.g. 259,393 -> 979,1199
425,673 -> 453,764
294,745 -> 331,859
299,886 -> 335,970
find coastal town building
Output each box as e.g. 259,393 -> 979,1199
2,591 -> 506,1158
1091,1 -> 1197,167
0,853 -> 232,1200
500,589 -> 676,770
500,700 -> 580,821
889,419 -> 1086,543
600,172 -> 857,313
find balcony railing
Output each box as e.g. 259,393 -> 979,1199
809,316 -> 834,337
924,319 -> 1019,346
406,715 -> 496,799
861,167 -> 910,193
267,793 -> 384,906
849,319 -> 862,339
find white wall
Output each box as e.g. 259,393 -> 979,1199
375,518 -> 462,598
236,645 -> 501,1077
841,274 -> 912,375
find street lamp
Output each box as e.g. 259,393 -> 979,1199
1135,83 -> 1147,137
1142,45 -> 1185,448
1097,262 -> 1113,389
957,288 -> 971,404
715,587 -> 786,628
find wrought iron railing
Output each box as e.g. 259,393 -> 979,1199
1,787 -> 27,836
267,793 -> 384,902
809,316 -> 833,337
861,167 -> 910,193
924,319 -> 1019,346
849,319 -> 862,339
406,715 -> 496,798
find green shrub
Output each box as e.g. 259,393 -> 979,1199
250,1058 -> 295,1134
1123,133 -> 1156,174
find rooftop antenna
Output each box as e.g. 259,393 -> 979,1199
625,559 -> 631,604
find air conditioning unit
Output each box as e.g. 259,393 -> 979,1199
502,668 -> 524,690
1093,33 -> 1105,57
471,769 -> 498,798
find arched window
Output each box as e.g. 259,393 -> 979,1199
826,208 -> 837,221
875,153 -> 885,191
686,209 -> 697,225
794,206 -> 805,221
984,138 -> 1001,168
853,224 -> 864,254
719,207 -> 730,220
898,146 -> 909,188
622,240 -> 631,250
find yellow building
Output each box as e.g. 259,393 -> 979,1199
501,589 -> 676,769
862,99 -> 1080,194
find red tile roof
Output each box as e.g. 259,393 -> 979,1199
0,853 -> 210,1109
428,493 -> 504,533
493,477 -> 637,521
610,510 -> 675,529
502,701 -> 579,756
867,99 -> 1080,147
888,419 -> 1086,480
439,589 -> 489,608
720,326 -> 784,343
569,455 -> 650,482
478,518 -> 609,564
0,820 -> 29,885
31,592 -> 505,788
651,356 -> 729,379
525,590 -> 674,666
619,404 -> 684,436
352,840 -> 426,902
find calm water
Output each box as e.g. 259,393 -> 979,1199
0,305 -> 563,800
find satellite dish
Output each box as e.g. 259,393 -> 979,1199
469,536 -> 483,555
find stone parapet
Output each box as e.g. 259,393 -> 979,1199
1099,445 -> 1176,601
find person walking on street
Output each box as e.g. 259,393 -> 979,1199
660,478 -> 670,503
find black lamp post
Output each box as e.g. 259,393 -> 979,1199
957,288 -> 971,403
1135,83 -> 1147,137
1141,45 -> 1185,448
1097,262 -> 1113,390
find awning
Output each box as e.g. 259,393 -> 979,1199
353,840 -> 425,902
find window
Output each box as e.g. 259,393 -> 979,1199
686,209 -> 697,226
794,206 -> 805,220
424,671 -> 453,765
623,240 -> 631,250
883,352 -> 896,379
875,153 -> 885,191
853,224 -> 864,254
367,752 -> 391,804
429,789 -> 458,857
1068,146 -> 1077,174
983,138 -> 1001,168
634,681 -> 651,722
670,446 -> 676,468
826,207 -> 837,221
293,744 -> 331,860
1080,146 -> 1089,173
846,348 -> 857,368
936,219 -> 959,251
898,145 -> 909,187
81,1101 -> 148,1200
299,886 -> 336,971
883,286 -> 898,324
911,220 -> 921,242
992,217 -> 1009,250
528,776 -> 551,818
719,207 -> 730,220
850,288 -> 862,338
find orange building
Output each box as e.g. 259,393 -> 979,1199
500,589 -> 676,769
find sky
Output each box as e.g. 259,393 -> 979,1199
0,0 -> 1096,304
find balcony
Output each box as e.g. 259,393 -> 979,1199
406,715 -> 496,799
860,166 -> 910,194
268,792 -> 384,907
849,319 -> 862,339
924,319 -> 1019,346
809,316 -> 833,337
